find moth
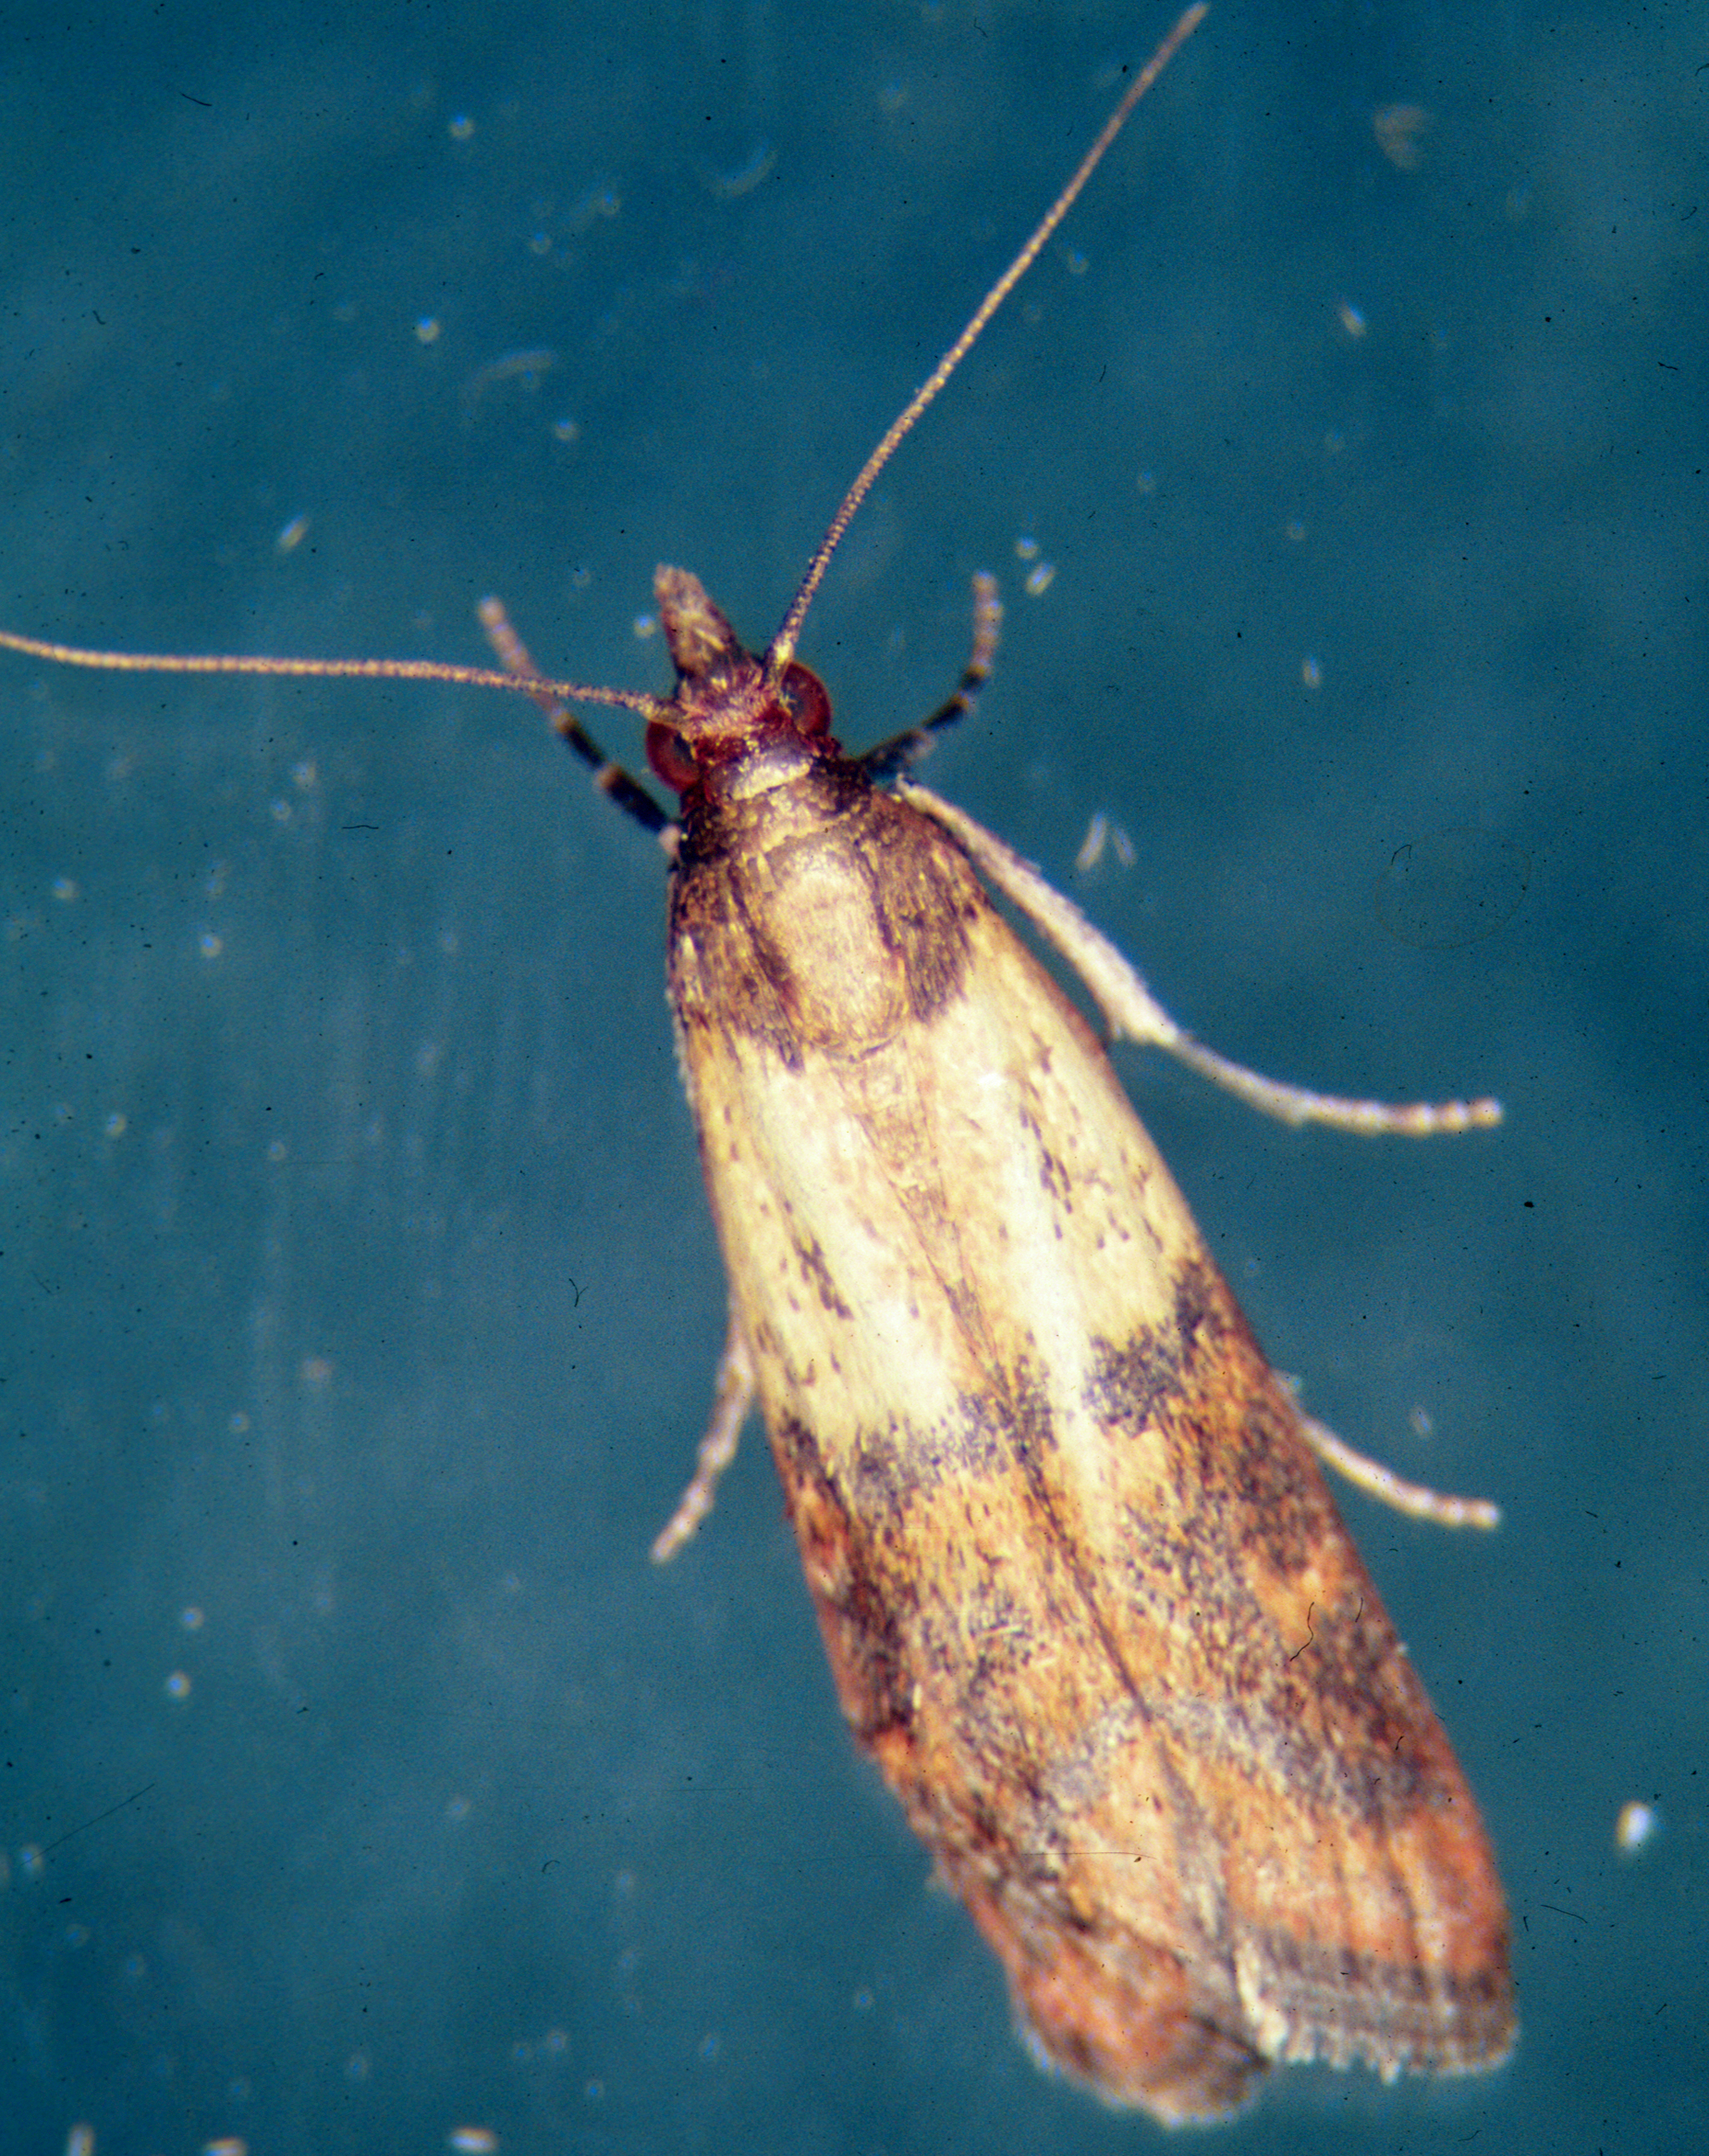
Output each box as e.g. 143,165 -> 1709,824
2,4 -> 1515,2122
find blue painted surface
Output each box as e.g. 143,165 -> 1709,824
2,3 -> 1703,2149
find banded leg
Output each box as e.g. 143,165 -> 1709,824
1298,1413 -> 1499,1530
860,572 -> 1002,783
479,597 -> 678,847
905,781 -> 1504,1138
650,1302 -> 757,1563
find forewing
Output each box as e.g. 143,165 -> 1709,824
668,777 -> 1511,2119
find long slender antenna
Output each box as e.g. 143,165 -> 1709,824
766,3 -> 1207,681
0,5 -> 1204,723
0,627 -> 662,719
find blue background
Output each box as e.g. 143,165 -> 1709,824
3,2 -> 1703,2150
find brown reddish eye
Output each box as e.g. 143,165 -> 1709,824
646,720 -> 698,793
780,662 -> 831,738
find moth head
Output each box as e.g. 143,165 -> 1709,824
646,565 -> 834,795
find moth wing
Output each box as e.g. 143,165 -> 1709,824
670,779 -> 1511,2119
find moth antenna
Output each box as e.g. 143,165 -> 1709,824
766,3 -> 1207,682
1,8 -> 1203,725
0,626 -> 661,720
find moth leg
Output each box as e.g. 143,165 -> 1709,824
860,572 -> 1002,783
649,1301 -> 757,1564
902,783 -> 1502,1138
1298,1413 -> 1500,1530
478,597 -> 679,853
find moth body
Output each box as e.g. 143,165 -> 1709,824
654,570 -> 1513,2123
0,8 -> 1515,2120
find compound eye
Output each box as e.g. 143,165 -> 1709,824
645,720 -> 698,793
779,662 -> 832,738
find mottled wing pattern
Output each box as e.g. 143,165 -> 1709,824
668,763 -> 1511,2122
